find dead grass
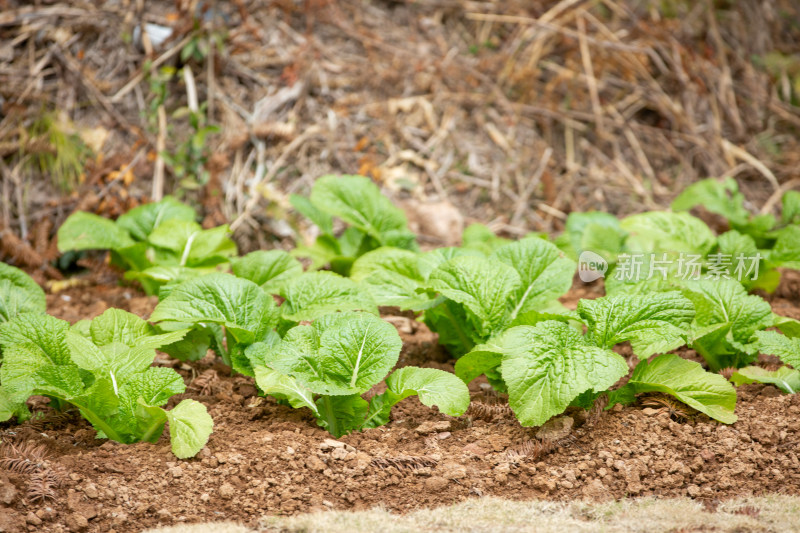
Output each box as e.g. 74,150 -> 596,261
0,0 -> 799,255
144,495 -> 800,533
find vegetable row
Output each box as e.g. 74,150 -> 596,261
0,175 -> 797,458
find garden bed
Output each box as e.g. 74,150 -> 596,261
1,278 -> 798,533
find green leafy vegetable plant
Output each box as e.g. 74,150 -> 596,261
0,262 -> 46,324
290,175 -> 418,276
681,279 -> 792,371
57,197 -> 236,295
246,312 -> 469,437
671,177 -> 800,290
455,291 -> 738,425
0,309 -> 212,457
150,272 -> 376,372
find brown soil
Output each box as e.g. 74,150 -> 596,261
1,278 -> 800,533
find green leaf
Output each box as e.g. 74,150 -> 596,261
461,223 -> 511,254
578,292 -> 695,358
423,299 -> 484,358
232,250 -> 304,294
66,332 -> 157,382
253,366 -> 318,413
0,263 -> 46,322
290,193 -> 334,235
310,175 -> 416,248
315,394 -> 369,438
770,225 -> 800,268
264,312 -> 401,395
428,255 -> 520,335
417,247 -> 484,279
555,211 -> 627,263
730,366 -> 800,394
119,366 -> 185,410
455,337 -> 507,385
150,273 -> 278,344
116,196 -> 197,242
491,238 -> 576,319
350,248 -> 432,310
0,313 -> 71,364
782,190 -> 800,225
671,177 -> 750,227
0,386 -> 28,422
682,279 -> 773,370
499,322 -> 628,426
165,399 -> 214,459
87,308 -> 188,350
1,344 -> 61,402
621,211 -> 716,256
755,330 -> 800,368
148,220 -> 236,267
384,366 -> 470,417
627,354 -> 738,424
279,272 -> 377,322
57,211 -> 134,252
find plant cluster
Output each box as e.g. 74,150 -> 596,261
2,175 -> 800,456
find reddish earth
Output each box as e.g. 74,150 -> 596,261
1,275 -> 799,533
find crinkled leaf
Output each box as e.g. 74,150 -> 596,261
116,197 -> 196,242
232,250 -> 304,293
731,366 -> 800,394
351,248 -> 433,310
0,386 -> 28,422
782,190 -> 800,225
627,354 -> 738,424
0,313 -> 71,364
118,366 -> 186,410
148,220 -> 236,266
1,343 -> 60,402
66,331 -> 156,382
682,279 -> 773,347
770,225 -> 800,269
417,247 -> 484,279
253,366 -> 318,413
279,271 -> 377,322
57,211 -> 134,251
165,399 -> 214,459
384,366 -> 469,417
0,263 -> 46,322
422,299 -> 483,358
578,292 -> 694,358
555,211 -> 627,263
150,274 -> 277,344
264,312 -> 401,395
492,238 -> 576,319
428,255 -> 520,335
755,330 -> 800,368
621,211 -> 716,256
87,308 -> 188,350
499,321 -> 628,426
310,175 -> 415,248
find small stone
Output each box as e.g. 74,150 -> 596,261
319,439 -> 345,451
156,509 -> 172,520
306,455 -> 326,471
415,421 -> 451,435
642,408 -> 660,416
200,493 -> 210,502
82,483 -> 99,499
0,475 -> 18,505
437,432 -> 451,440
443,464 -> 467,480
699,449 -> 715,462
536,416 -> 574,441
65,513 -> 89,532
330,448 -> 349,461
25,513 -> 42,526
169,466 -> 183,478
687,484 -> 701,497
219,483 -> 235,500
581,479 -> 608,500
424,477 -> 449,491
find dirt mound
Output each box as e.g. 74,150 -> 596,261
1,283 -> 799,532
